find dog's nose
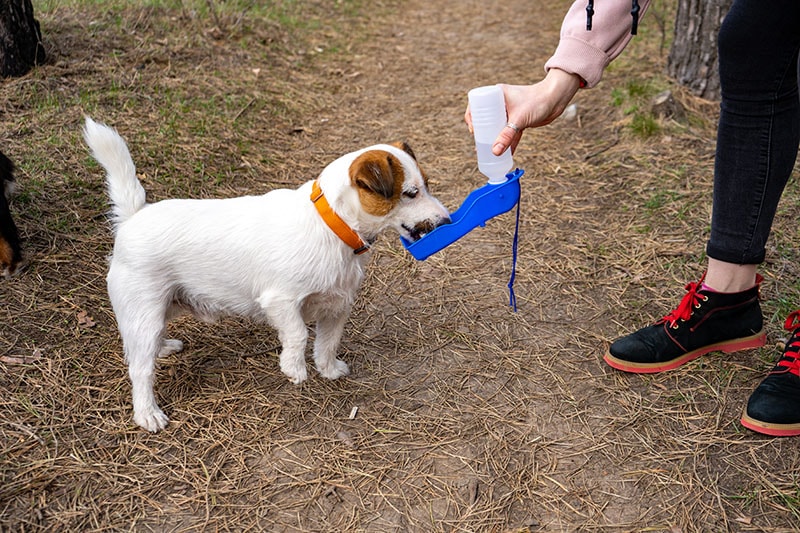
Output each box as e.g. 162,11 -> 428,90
423,215 -> 451,234
405,215 -> 450,242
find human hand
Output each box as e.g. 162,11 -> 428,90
464,68 -> 582,155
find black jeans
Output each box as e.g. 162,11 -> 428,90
706,0 -> 800,264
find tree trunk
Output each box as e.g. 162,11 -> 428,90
666,0 -> 732,100
0,0 -> 45,78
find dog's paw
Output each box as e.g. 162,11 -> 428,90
318,359 -> 350,380
280,361 -> 308,385
159,339 -> 184,357
134,408 -> 169,432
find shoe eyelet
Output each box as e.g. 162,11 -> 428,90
702,295 -> 708,301
695,303 -> 701,309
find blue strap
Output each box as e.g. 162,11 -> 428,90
507,196 -> 520,312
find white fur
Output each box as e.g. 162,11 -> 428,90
83,117 -> 449,432
83,118 -> 144,230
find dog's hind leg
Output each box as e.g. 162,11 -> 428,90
118,309 -> 170,432
313,313 -> 350,380
258,290 -> 308,384
109,274 -> 171,432
116,322 -> 170,432
158,305 -> 185,357
159,339 -> 184,357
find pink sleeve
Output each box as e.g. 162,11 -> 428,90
544,0 -> 652,88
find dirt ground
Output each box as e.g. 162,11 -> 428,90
2,0 -> 800,531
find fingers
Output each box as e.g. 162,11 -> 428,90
466,85 -> 523,154
493,123 -> 522,156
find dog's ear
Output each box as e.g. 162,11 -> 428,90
0,152 -> 14,187
389,141 -> 429,187
390,141 -> 416,161
349,150 -> 404,200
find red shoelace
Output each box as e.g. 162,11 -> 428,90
659,279 -> 707,328
777,310 -> 800,377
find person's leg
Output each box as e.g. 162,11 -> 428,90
606,0 -> 800,377
705,0 -> 800,437
707,0 -> 800,269
703,260 -> 756,294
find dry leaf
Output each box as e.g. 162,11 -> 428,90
336,430 -> 356,449
77,310 -> 96,328
1,348 -> 43,364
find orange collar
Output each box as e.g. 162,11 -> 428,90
311,180 -> 370,255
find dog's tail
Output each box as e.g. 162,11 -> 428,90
83,117 -> 146,230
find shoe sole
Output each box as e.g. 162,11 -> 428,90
740,411 -> 800,437
603,330 -> 767,374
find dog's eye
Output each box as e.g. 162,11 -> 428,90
403,187 -> 419,199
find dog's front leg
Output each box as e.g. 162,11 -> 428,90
314,313 -> 350,380
258,291 -> 308,384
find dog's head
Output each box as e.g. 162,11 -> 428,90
344,142 -> 450,243
0,151 -> 22,277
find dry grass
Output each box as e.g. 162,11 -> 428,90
2,0 -> 800,531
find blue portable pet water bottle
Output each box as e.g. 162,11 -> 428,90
402,85 -> 522,261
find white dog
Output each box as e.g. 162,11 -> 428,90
83,117 -> 450,432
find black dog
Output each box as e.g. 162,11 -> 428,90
0,151 -> 23,277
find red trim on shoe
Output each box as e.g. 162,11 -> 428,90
603,330 -> 766,374
740,412 -> 800,437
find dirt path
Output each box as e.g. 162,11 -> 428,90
2,0 -> 800,531
279,0 -> 800,530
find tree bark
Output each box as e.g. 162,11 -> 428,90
0,0 -> 45,78
666,0 -> 732,100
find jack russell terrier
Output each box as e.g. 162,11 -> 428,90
83,117 -> 450,432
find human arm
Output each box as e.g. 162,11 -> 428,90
466,0 -> 652,155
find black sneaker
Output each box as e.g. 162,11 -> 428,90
604,274 -> 766,373
741,310 -> 800,437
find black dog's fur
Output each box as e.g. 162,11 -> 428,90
0,151 -> 23,276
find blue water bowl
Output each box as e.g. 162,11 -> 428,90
401,168 -> 523,261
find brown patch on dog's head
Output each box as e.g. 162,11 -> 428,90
349,149 -> 405,216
